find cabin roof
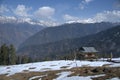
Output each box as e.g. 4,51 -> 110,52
79,47 -> 98,53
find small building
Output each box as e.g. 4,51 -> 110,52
77,47 -> 98,60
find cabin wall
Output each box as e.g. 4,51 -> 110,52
77,52 -> 97,60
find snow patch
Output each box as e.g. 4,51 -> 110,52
106,77 -> 120,80
54,74 -> 105,80
29,75 -> 47,80
0,58 -> 120,76
54,71 -> 72,80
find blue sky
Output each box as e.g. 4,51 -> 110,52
0,0 -> 120,26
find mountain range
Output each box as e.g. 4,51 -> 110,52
19,22 -> 116,48
18,22 -> 120,60
0,22 -> 44,48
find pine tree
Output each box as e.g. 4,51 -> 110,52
16,56 -> 21,64
9,44 -> 16,65
0,46 -> 2,65
21,55 -> 29,64
0,44 -> 9,65
28,57 -> 33,63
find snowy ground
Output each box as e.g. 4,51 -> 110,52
54,71 -> 105,80
0,58 -> 120,80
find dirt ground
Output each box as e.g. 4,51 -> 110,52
0,67 -> 120,80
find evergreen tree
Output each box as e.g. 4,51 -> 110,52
9,44 -> 16,65
0,46 -> 2,65
21,55 -> 29,64
16,56 -> 21,64
28,57 -> 33,63
0,44 -> 9,65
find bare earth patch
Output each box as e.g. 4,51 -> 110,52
0,67 -> 120,80
60,66 -> 69,69
29,67 -> 36,69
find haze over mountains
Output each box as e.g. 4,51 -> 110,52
19,22 -> 116,48
18,22 -> 120,60
0,19 -> 120,60
0,1 -> 120,79
0,22 -> 44,48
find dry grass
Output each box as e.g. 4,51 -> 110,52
0,67 -> 120,80
40,68 -> 52,71
60,66 -> 69,69
29,67 -> 36,69
50,65 -> 57,66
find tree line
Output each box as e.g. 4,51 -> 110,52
0,44 -> 118,65
0,44 -> 33,65
0,44 -> 16,65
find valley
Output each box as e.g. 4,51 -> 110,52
0,0 -> 120,80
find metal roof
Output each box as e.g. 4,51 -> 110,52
79,47 -> 98,53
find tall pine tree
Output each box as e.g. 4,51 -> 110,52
9,44 -> 16,65
0,44 -> 9,65
0,45 -> 2,65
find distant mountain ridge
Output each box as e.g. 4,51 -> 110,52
19,22 -> 117,49
18,22 -> 120,60
0,22 -> 44,48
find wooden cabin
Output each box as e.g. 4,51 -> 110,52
77,47 -> 98,60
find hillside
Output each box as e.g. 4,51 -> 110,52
18,25 -> 120,60
19,22 -> 116,49
0,58 -> 120,80
0,22 -> 44,48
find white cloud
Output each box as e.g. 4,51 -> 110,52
63,14 -> 79,21
33,6 -> 56,26
38,20 -> 59,27
0,15 -> 59,26
1,10 -> 119,26
79,0 -> 93,10
0,16 -> 17,23
63,14 -> 92,23
79,3 -> 85,10
93,10 -> 120,23
14,5 -> 31,17
0,5 -> 9,13
84,0 -> 93,3
34,6 -> 55,19
64,10 -> 120,23
0,16 -> 32,24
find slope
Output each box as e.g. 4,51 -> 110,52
19,22 -> 117,49
18,25 -> 120,59
0,22 -> 44,48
